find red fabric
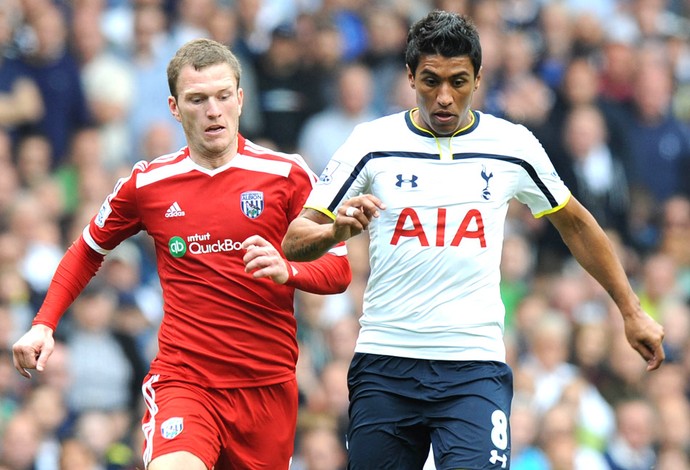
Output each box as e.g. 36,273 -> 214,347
141,374 -> 298,469
32,237 -> 104,331
63,137 -> 350,388
284,245 -> 351,294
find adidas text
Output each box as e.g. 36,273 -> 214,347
166,202 -> 186,218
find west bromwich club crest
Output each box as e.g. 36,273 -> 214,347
241,191 -> 264,219
160,417 -> 184,439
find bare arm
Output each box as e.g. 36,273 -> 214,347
546,196 -> 665,370
282,194 -> 386,261
241,234 -> 351,293
12,237 -> 104,378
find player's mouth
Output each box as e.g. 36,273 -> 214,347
205,125 -> 225,135
433,111 -> 456,124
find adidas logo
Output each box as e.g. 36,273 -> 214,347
165,202 -> 186,218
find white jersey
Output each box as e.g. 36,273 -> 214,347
305,110 -> 571,362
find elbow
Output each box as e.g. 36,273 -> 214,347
330,256 -> 352,293
335,267 -> 352,293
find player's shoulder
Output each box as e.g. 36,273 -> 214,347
241,138 -> 317,181
474,110 -> 526,132
473,111 -> 541,150
337,111 -> 409,152
352,110 -> 408,135
143,147 -> 188,171
475,110 -> 536,137
243,138 -> 303,165
125,147 -> 194,189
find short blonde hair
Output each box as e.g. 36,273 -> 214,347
167,38 -> 242,98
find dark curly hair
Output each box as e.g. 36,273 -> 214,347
405,10 -> 482,77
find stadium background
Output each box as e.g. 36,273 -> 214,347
0,0 -> 689,468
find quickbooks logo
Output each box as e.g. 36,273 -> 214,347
169,236 -> 187,258
169,233 -> 242,257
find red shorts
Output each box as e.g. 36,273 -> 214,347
141,374 -> 298,470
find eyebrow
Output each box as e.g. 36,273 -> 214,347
418,68 -> 471,78
185,86 -> 234,97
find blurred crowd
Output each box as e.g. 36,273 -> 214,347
0,0 -> 689,469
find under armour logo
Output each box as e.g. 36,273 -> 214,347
481,165 -> 493,200
396,174 -> 418,188
489,450 -> 508,468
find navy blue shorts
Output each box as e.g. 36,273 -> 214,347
346,353 -> 513,470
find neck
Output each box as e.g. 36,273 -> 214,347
189,138 -> 239,170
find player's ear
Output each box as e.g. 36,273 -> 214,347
406,65 -> 415,89
168,96 -> 181,122
474,65 -> 482,91
237,87 -> 244,117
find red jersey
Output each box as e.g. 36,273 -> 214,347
69,136 -> 348,387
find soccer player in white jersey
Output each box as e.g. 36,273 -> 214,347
12,39 -> 352,470
282,10 -> 665,470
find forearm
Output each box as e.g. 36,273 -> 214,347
33,237 -> 104,329
285,245 -> 351,294
284,197 -> 385,261
551,199 -> 664,369
283,217 -> 339,261
560,214 -> 639,316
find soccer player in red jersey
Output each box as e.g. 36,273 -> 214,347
12,38 -> 351,470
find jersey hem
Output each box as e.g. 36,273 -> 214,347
534,192 -> 572,218
353,346 -> 506,363
147,368 -> 296,389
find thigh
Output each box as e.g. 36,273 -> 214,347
216,378 -> 299,470
141,374 -> 220,470
347,354 -> 433,470
347,389 -> 430,470
429,363 -> 513,470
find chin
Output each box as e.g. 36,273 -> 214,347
430,121 -> 458,135
432,128 -> 454,137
